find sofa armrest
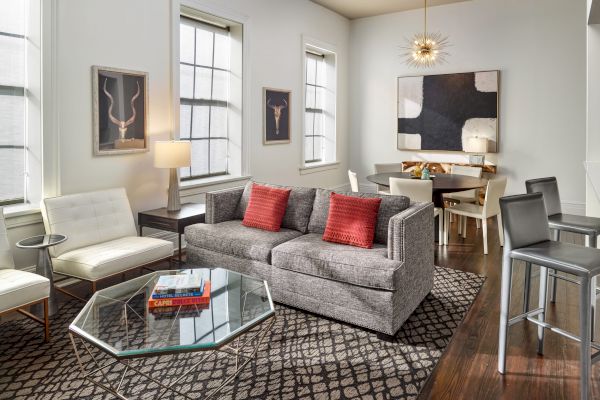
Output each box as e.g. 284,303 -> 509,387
205,186 -> 245,224
388,202 -> 434,266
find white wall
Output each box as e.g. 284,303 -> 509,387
8,0 -> 350,267
349,0 -> 586,212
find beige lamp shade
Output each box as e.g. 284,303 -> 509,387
465,137 -> 488,153
154,141 -> 191,168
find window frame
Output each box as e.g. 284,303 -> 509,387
301,38 -> 338,169
0,19 -> 27,206
178,16 -> 230,181
304,51 -> 325,164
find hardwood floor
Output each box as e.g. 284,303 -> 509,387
420,217 -> 594,400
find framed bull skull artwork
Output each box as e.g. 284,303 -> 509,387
92,66 -> 148,155
263,88 -> 291,145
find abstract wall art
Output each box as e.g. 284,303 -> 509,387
397,70 -> 499,153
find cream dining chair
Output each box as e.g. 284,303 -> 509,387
374,163 -> 404,195
389,178 -> 444,246
348,170 -> 359,192
443,165 -> 484,230
445,177 -> 507,255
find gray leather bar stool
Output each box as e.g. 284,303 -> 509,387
526,177 -> 600,338
498,193 -> 600,400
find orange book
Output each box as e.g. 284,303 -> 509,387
148,281 -> 211,309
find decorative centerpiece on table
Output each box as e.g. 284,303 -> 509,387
148,273 -> 211,317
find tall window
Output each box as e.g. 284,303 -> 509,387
179,17 -> 230,180
304,52 -> 325,164
0,1 -> 26,205
303,45 -> 336,166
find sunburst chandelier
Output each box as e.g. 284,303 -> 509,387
403,0 -> 450,68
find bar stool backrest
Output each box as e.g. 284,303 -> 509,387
499,193 -> 551,251
525,177 -> 562,216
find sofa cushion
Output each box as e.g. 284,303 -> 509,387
323,193 -> 381,249
235,181 -> 316,233
52,236 -> 173,281
308,189 -> 411,244
271,233 -> 402,290
185,220 -> 303,264
242,183 -> 291,232
0,269 -> 49,312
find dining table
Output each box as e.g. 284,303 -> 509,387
366,172 -> 488,208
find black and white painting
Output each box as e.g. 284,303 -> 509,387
93,66 -> 148,155
397,71 -> 499,152
263,88 -> 291,145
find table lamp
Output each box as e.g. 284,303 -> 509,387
465,136 -> 488,165
154,140 -> 191,212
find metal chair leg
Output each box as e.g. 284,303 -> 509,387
498,254 -> 513,374
43,298 -> 50,343
523,262 -> 532,313
550,230 -> 561,303
580,276 -> 592,400
537,266 -> 548,355
590,235 -> 597,342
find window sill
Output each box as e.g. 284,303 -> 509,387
2,203 -> 43,229
299,161 -> 340,175
180,174 -> 251,192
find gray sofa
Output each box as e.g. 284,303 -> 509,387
184,182 -> 434,336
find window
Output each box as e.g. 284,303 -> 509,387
0,1 -> 26,205
303,44 -> 337,166
304,52 -> 325,164
179,16 -> 230,180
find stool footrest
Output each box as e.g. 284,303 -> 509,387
509,308 -> 544,327
525,316 -> 600,356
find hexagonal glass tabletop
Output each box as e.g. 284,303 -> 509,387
69,268 -> 274,358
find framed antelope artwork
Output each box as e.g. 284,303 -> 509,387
92,66 -> 148,155
263,87 -> 291,145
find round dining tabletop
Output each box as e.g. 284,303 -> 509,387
366,172 -> 488,207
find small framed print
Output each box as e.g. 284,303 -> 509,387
263,88 -> 291,145
92,66 -> 148,155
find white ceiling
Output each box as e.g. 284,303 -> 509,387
310,0 -> 470,19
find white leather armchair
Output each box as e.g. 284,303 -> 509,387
0,208 -> 50,341
40,188 -> 173,295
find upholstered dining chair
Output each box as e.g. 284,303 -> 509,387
444,165 -> 484,230
348,170 -> 359,192
389,178 -> 443,246
498,193 -> 600,400
445,177 -> 507,254
374,163 -> 403,194
0,207 -> 50,341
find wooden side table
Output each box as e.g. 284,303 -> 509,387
138,203 -> 205,264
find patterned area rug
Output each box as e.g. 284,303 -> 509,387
0,266 -> 484,400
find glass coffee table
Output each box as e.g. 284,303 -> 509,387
69,267 -> 275,399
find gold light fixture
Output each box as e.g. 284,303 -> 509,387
403,0 -> 450,68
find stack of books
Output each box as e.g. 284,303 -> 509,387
148,274 -> 211,315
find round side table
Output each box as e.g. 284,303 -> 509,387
17,234 -> 67,316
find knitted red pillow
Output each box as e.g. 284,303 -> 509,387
242,183 -> 291,232
322,192 -> 382,249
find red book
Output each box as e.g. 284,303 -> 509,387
148,281 -> 211,309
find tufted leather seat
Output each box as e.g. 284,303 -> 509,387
41,188 -> 173,282
0,269 -> 49,312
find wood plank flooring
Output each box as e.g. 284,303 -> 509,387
419,217 -> 595,400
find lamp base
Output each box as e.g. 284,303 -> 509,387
167,168 -> 181,212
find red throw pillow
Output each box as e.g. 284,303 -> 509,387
242,183 -> 291,232
322,192 -> 382,249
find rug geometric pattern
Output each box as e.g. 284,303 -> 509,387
0,266 -> 484,400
